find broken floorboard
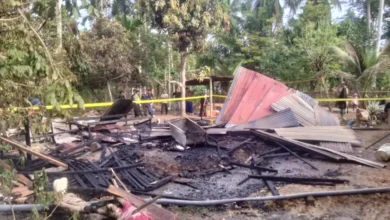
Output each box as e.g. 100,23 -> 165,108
255,131 -> 384,168
319,142 -> 353,153
0,160 -> 32,186
303,142 -> 386,169
274,126 -> 361,145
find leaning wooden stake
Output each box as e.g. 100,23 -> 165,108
0,137 -> 68,169
109,168 -> 129,192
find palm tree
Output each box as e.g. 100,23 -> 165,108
376,0 -> 385,55
244,0 -> 283,32
361,42 -> 390,90
367,0 -> 371,32
331,42 -> 390,97
331,44 -> 376,77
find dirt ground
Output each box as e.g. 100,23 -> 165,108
162,110 -> 390,220
130,108 -> 390,220
160,129 -> 390,220
3,109 -> 390,220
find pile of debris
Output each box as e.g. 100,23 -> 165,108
0,68 -> 389,219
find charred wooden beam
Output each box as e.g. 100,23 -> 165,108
145,176 -> 173,191
132,191 -> 193,200
256,147 -> 282,157
230,162 -> 277,173
263,152 -> 291,158
248,175 -> 349,184
264,180 -> 279,195
251,130 -> 342,161
227,138 -> 253,155
237,177 -> 250,186
274,142 -> 318,171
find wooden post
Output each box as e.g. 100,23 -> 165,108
209,77 -> 213,118
24,117 -> 31,160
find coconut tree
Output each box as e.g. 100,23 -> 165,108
361,42 -> 390,91
376,0 -> 385,55
331,42 -> 390,97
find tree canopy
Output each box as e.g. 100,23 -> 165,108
1,0 -> 390,119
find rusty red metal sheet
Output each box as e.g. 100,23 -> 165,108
247,82 -> 291,122
218,67 -> 290,125
227,73 -> 274,124
217,67 -> 259,124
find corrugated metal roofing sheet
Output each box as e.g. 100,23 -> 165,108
315,105 -> 340,126
296,91 -> 318,107
274,126 -> 361,145
319,142 -> 353,153
247,82 -> 291,122
230,108 -> 300,130
271,94 -> 316,126
227,73 -> 275,124
217,67 -> 290,125
216,67 -> 259,124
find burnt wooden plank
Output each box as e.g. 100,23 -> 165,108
230,162 -> 277,173
248,175 -> 349,184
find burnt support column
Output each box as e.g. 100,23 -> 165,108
24,117 -> 31,160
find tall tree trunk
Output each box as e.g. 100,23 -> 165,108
179,50 -> 188,117
107,80 -> 113,102
376,0 -> 384,55
56,0 -> 62,50
367,0 -> 371,32
374,0 -> 384,88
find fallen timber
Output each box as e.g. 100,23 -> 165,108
247,175 -> 349,184
0,137 -> 68,169
229,161 -> 278,173
251,130 -> 343,161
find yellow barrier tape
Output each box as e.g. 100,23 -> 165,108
316,97 -> 389,102
135,95 -> 207,104
212,95 -> 389,102
11,96 -> 211,111
212,95 -> 228,98
9,95 -> 390,111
